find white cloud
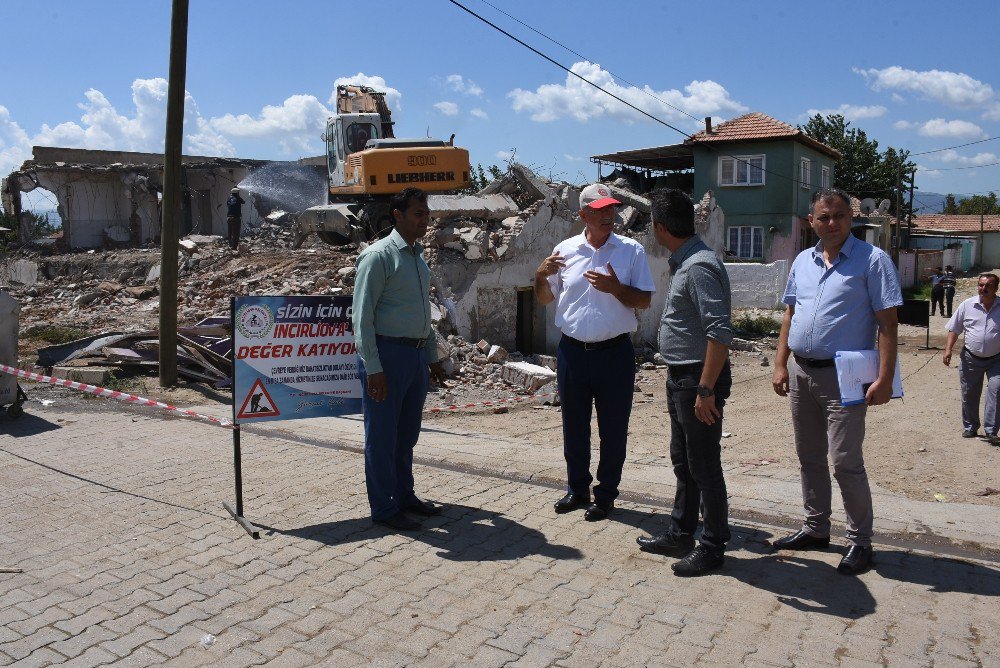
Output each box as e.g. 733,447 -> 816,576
496,150 -> 513,161
470,108 -> 488,120
894,118 -> 986,140
938,150 -> 998,166
855,66 -> 995,109
210,94 -> 332,153
918,118 -> 985,140
0,78 -> 236,177
507,61 -> 747,123
805,104 -> 887,121
984,104 -> 1000,122
331,73 -> 402,111
563,154 -> 583,161
0,105 -> 34,177
434,101 -> 459,116
915,164 -> 943,178
446,74 -> 484,97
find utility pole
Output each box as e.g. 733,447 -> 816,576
893,163 -> 903,263
159,0 -> 189,388
906,168 -> 916,250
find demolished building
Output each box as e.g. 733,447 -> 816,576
2,146 -> 279,249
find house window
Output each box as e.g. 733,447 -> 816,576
821,165 -> 830,189
728,226 -> 764,259
719,155 -> 765,186
800,158 -> 811,188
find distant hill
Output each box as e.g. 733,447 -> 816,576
912,192 -> 951,214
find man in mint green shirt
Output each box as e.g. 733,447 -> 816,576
353,187 -> 446,531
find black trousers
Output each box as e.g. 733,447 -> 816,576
666,362 -> 732,550
556,335 -> 635,506
931,286 -> 945,316
227,216 -> 242,249
944,287 -> 956,318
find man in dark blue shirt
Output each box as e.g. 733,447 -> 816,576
226,188 -> 244,250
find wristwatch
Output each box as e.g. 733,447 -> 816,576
696,384 -> 715,398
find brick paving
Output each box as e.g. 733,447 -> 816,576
1,401 -> 998,667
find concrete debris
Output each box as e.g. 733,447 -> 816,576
499,361 -> 557,392
730,338 -> 759,353
427,194 -> 520,220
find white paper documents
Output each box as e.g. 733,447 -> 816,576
834,350 -> 903,406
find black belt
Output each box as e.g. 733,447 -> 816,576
668,362 -> 702,376
963,346 -> 1000,361
562,333 -> 629,350
377,334 -> 426,349
794,353 -> 835,368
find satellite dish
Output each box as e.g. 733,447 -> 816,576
877,199 -> 891,215
859,198 -> 876,215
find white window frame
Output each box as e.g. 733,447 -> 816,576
719,155 -> 765,186
821,165 -> 830,189
800,158 -> 811,188
727,226 -> 764,259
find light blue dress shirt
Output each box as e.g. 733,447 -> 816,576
784,233 -> 902,359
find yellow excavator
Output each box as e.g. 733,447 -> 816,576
294,84 -> 471,245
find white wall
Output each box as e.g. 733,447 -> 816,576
726,260 -> 789,308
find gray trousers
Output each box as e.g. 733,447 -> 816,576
789,359 -> 873,547
958,348 -> 1000,436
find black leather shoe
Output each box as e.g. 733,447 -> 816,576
554,493 -> 591,514
963,428 -> 978,438
837,544 -> 873,575
374,513 -> 421,531
636,532 -> 695,556
671,544 -> 725,576
584,502 -> 612,521
404,498 -> 442,516
771,529 -> 830,551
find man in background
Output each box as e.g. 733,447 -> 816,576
943,273 -> 1000,439
226,187 -> 245,250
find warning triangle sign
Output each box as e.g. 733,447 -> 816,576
237,378 -> 280,420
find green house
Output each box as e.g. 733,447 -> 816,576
592,112 -> 841,263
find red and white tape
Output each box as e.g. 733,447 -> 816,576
427,390 -> 558,413
0,364 -> 233,428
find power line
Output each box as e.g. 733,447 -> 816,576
474,0 -> 703,124
448,0 -> 915,198
919,161 -> 1000,172
446,0 -> 693,139
911,136 -> 1000,157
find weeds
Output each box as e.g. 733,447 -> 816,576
23,325 -> 90,345
733,313 -> 781,336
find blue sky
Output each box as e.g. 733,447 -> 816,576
2,0 -> 999,215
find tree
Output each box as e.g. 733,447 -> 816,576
0,210 -> 54,248
942,192 -> 999,215
458,163 -> 504,194
799,114 -> 917,219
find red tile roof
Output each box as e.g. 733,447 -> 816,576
686,112 -> 841,159
911,214 -> 1000,233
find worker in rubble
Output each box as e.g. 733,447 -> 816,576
353,186 -> 447,532
534,183 -> 655,522
226,187 -> 245,250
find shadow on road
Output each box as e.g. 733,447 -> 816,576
0,412 -> 62,437
874,551 -> 1000,596
725,553 -> 878,618
260,503 -> 584,562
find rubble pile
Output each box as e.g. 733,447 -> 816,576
2,163 -> 672,405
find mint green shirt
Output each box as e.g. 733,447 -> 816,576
352,229 -> 438,375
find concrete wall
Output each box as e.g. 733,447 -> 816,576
31,166 -> 252,248
0,291 -> 18,405
726,260 -> 789,308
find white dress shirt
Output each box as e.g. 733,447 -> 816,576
546,232 -> 656,342
947,296 -> 1000,358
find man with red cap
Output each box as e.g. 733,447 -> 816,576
534,183 -> 655,521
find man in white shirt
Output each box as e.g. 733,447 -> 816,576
534,183 -> 656,521
943,273 -> 1000,438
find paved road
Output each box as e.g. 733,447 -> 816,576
1,398 -> 998,667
